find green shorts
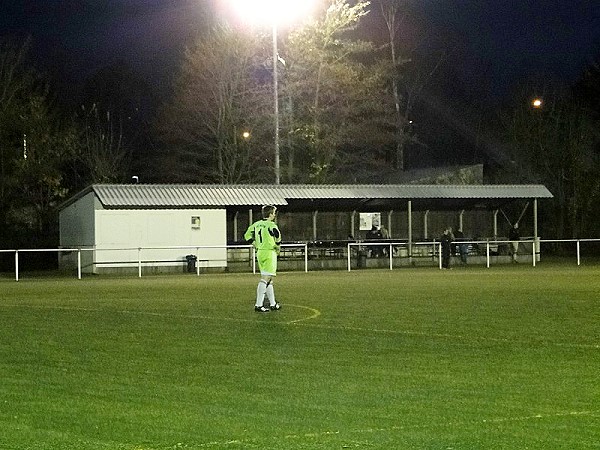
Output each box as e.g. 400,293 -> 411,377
257,249 -> 277,276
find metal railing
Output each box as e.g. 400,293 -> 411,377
346,238 -> 600,271
1,239 -> 599,281
0,243 -> 309,281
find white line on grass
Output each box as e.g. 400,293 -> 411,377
284,304 -> 321,324
291,322 -> 600,350
1,303 -> 597,350
193,410 -> 600,448
0,303 -> 319,326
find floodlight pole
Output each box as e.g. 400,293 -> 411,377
272,24 -> 281,184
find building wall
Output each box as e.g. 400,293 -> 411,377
59,191 -> 97,246
94,209 -> 227,271
59,193 -> 227,273
59,191 -> 97,270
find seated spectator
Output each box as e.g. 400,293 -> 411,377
366,225 -> 383,257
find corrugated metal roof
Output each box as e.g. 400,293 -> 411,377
63,184 -> 552,209
271,184 -> 552,199
59,184 -> 553,210
91,184 -> 289,207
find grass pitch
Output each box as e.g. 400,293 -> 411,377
1,265 -> 599,449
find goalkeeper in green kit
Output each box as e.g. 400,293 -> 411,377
244,205 -> 282,312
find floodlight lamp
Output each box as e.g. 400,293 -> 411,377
228,0 -> 317,26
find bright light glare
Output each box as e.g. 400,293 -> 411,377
532,98 -> 543,108
228,0 -> 317,26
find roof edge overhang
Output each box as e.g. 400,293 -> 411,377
58,183 -> 553,211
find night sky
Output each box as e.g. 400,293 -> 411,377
2,0 -> 600,166
423,0 -> 600,99
3,0 -> 598,96
2,1 -> 208,88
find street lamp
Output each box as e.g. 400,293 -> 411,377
227,0 -> 316,184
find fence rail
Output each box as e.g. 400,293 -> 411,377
0,243 -> 309,281
1,239 -> 599,281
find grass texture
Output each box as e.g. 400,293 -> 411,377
0,265 -> 599,449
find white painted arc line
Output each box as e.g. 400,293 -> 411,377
193,410 -> 600,448
0,303 -> 597,349
283,304 -> 321,324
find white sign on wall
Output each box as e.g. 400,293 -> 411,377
359,212 -> 381,231
191,216 -> 201,229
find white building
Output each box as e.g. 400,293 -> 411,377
59,183 -> 553,273
59,185 -> 228,274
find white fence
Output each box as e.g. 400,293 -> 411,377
0,243 -> 308,281
348,238 -> 600,270
1,239 -> 599,281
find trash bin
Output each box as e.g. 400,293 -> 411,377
185,254 -> 197,273
357,250 -> 367,269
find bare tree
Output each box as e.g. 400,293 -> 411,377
155,25 -> 271,183
501,87 -> 600,238
0,39 -> 33,203
77,103 -> 129,183
0,39 -> 76,241
376,0 -> 450,170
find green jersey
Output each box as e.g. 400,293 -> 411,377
244,219 -> 281,251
